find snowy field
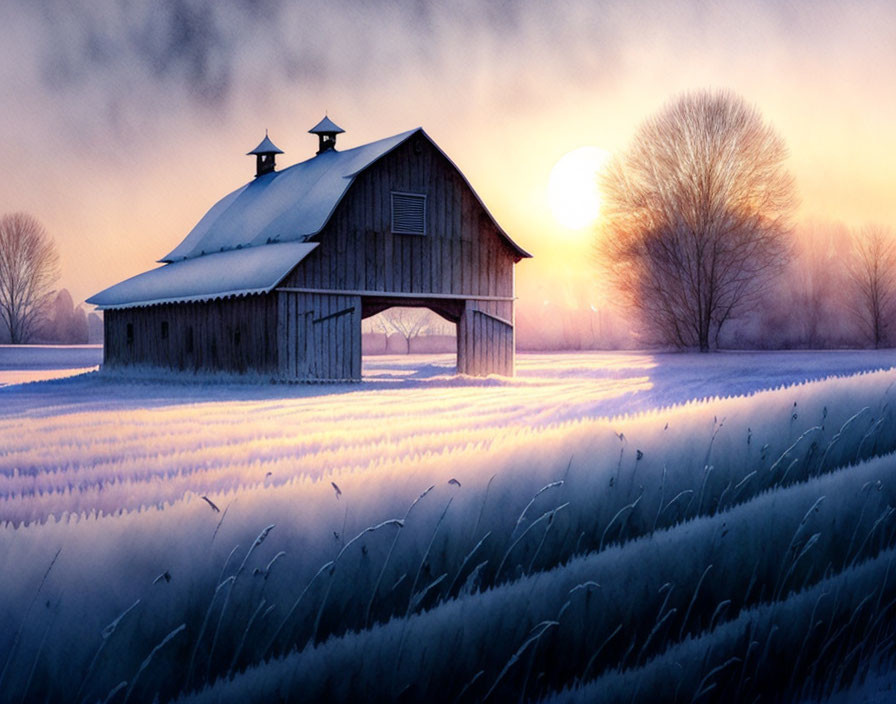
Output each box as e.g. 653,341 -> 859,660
3,349 -> 896,702
0,344 -> 101,386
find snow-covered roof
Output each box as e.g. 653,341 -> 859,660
87,241 -> 318,310
162,127 -> 530,263
309,116 -> 345,134
162,129 -> 420,262
247,134 -> 284,155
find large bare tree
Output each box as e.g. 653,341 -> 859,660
598,90 -> 796,351
847,225 -> 896,348
0,213 -> 60,343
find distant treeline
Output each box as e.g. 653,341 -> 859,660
516,221 -> 896,352
37,221 -> 896,353
0,289 -> 102,345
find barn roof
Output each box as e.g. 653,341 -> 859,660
161,129 -> 417,262
161,127 -> 530,262
247,134 -> 284,155
308,116 -> 345,134
86,241 -> 318,309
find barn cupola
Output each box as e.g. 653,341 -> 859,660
247,132 -> 284,177
309,115 -> 345,155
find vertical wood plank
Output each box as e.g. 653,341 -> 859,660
308,295 -> 315,379
335,219 -> 346,291
509,300 -> 516,377
486,315 -> 493,375
456,307 -> 465,375
330,295 -> 337,380
393,235 -> 402,294
297,294 -> 307,379
327,295 -> 335,379
352,297 -> 362,380
372,169 -> 382,232
323,294 -> 332,380
314,294 -> 322,379
458,240 -> 465,295
443,237 -> 452,295
471,211 -> 481,297
411,237 -> 421,293
477,310 -> 484,376
336,296 -> 344,380
401,237 -> 410,293
382,235 -> 390,292
287,291 -> 296,379
347,296 -> 354,380
344,296 -> 352,380
366,232 -> 377,290
298,294 -> 307,379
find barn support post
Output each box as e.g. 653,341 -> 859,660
457,300 -> 515,377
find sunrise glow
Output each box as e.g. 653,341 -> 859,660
547,146 -> 611,230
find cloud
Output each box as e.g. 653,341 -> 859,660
5,0 -> 627,142
9,0 -> 896,126
37,0 -> 262,101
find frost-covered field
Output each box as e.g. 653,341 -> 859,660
0,344 -> 101,386
2,350 -> 896,702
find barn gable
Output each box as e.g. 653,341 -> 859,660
280,132 -> 525,296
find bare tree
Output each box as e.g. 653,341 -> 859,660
598,90 -> 796,351
0,213 -> 60,343
847,225 -> 896,348
374,307 -> 433,353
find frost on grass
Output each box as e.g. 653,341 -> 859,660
1,352 -> 896,701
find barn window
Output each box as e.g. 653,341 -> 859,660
126,323 -> 134,345
391,192 -> 426,235
161,321 -> 169,339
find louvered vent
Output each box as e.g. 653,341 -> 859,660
391,192 -> 426,235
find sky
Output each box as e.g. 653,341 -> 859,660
1,0 -> 895,310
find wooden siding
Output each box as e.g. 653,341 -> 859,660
104,295 -> 279,375
277,291 -> 361,381
456,300 -> 514,377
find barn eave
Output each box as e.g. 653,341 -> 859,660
91,289 -> 269,311
87,241 -> 318,310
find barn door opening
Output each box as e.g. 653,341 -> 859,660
360,299 -> 460,380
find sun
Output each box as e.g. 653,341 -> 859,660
548,146 -> 611,230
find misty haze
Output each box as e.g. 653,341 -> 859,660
3,1 -> 896,703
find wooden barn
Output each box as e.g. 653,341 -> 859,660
87,118 -> 531,380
